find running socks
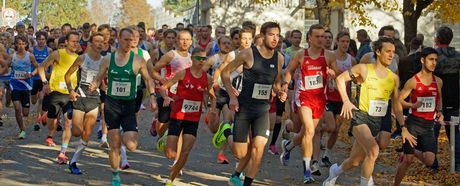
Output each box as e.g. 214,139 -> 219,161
121,145 -> 128,165
243,176 -> 253,186
303,157 -> 311,172
71,139 -> 88,164
270,122 -> 281,145
61,143 -> 68,154
360,176 -> 373,186
101,134 -> 108,142
232,171 -> 241,178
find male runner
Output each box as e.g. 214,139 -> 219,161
321,32 -> 356,166
38,31 -> 80,164
151,30 -> 193,149
2,35 -> 38,139
323,37 -> 415,186
394,47 -> 443,185
216,22 -> 286,186
89,28 -> 157,186
64,32 -> 105,174
161,47 -> 214,186
281,24 -> 337,183
30,31 -> 53,131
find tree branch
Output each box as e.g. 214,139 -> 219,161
413,0 -> 434,18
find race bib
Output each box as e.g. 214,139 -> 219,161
368,100 -> 388,117
170,83 -> 178,94
59,82 -> 67,89
14,71 -> 28,79
86,71 -> 97,83
327,78 -> 336,91
251,83 -> 272,100
304,73 -> 323,90
111,81 -> 131,97
181,99 -> 201,113
417,97 -> 436,112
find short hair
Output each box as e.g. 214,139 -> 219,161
325,30 -> 333,38
239,27 -> 253,38
58,36 -> 66,44
47,38 -> 55,45
89,32 -> 105,43
176,23 -> 184,27
420,47 -> 438,59
378,25 -> 395,36
218,35 -> 231,44
307,24 -> 324,36
180,28 -> 193,38
436,26 -> 453,45
119,28 -> 134,37
260,21 -> 280,35
61,23 -> 72,30
410,37 -> 422,50
35,31 -> 48,39
15,35 -> 28,44
97,24 -> 111,32
137,22 -> 146,30
191,47 -> 205,55
373,37 -> 395,57
163,29 -> 177,38
230,29 -> 240,39
356,29 -> 368,38
290,30 -> 302,37
336,31 -> 350,40
242,21 -> 255,29
66,31 -> 80,40
82,23 -> 91,30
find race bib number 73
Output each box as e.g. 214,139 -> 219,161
368,100 -> 388,117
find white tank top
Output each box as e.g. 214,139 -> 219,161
78,53 -> 102,97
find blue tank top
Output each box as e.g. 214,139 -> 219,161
10,52 -> 33,91
32,46 -> 50,79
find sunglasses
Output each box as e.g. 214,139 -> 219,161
193,56 -> 207,61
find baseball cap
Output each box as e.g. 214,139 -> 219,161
16,21 -> 25,27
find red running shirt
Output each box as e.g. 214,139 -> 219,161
170,68 -> 208,122
299,49 -> 327,95
410,74 -> 439,121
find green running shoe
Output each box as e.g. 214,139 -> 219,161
212,122 -> 231,148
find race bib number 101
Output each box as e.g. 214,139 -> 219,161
111,81 -> 131,97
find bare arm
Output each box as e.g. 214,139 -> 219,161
282,50 -> 301,88
151,51 -> 174,81
65,55 -> 84,91
398,77 -> 416,109
221,49 -> 249,98
29,54 -> 39,76
159,70 -> 185,98
89,56 -> 109,91
273,51 -> 284,94
38,50 -> 59,82
137,57 -> 155,94
359,52 -> 372,64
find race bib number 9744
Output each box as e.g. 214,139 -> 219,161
111,81 -> 131,97
181,100 -> 201,113
368,100 -> 388,117
251,83 -> 272,100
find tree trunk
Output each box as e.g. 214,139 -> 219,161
402,0 -> 434,50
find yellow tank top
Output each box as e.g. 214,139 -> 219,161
49,49 -> 78,94
358,64 -> 395,116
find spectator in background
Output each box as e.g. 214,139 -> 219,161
176,23 -> 184,31
394,29 -> 408,58
283,30 -> 292,48
162,24 -> 169,30
355,29 -> 371,62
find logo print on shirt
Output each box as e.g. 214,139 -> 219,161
270,64 -> 275,68
124,70 -> 130,74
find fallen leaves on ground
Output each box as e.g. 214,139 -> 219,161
338,120 -> 460,185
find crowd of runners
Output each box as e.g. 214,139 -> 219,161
0,19 -> 459,186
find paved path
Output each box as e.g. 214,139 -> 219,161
0,106 -> 398,186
